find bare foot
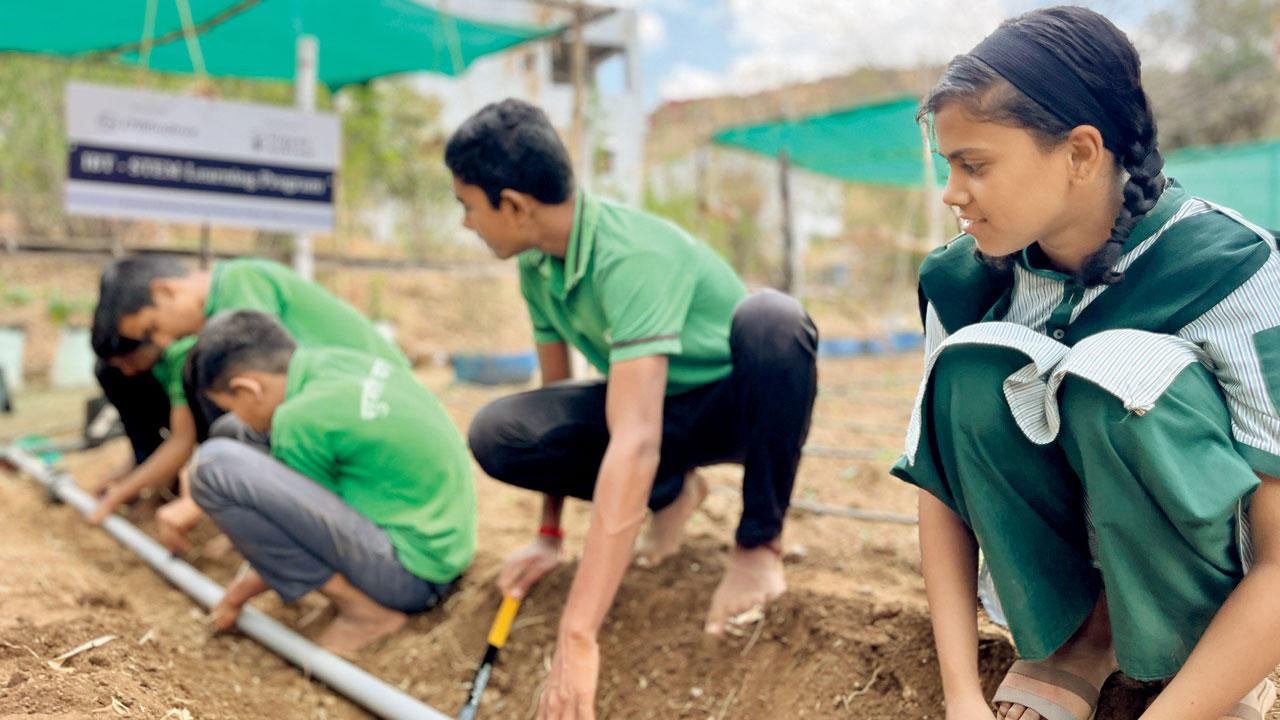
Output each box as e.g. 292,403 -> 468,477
634,471 -> 709,568
315,574 -> 407,656
996,596 -> 1117,720
704,540 -> 786,635
315,605 -> 406,657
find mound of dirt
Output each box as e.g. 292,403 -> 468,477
356,536 -> 1013,720
0,354 -> 1210,719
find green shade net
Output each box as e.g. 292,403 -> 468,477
712,96 -> 947,188
0,0 -> 555,88
1165,139 -> 1280,229
0,0 -> 244,55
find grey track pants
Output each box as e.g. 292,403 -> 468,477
191,438 -> 450,613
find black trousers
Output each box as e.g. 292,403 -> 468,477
468,290 -> 819,548
95,360 -> 170,465
95,359 -> 223,463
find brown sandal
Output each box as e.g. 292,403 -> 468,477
992,660 -> 1102,720
1220,678 -> 1277,720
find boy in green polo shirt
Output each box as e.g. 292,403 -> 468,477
98,255 -> 406,369
446,99 -> 818,716
87,298 -> 203,533
88,255 -> 410,548
187,310 -> 475,654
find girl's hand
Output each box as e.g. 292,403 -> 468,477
946,693 -> 996,720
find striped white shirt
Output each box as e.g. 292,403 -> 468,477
906,197 -> 1280,474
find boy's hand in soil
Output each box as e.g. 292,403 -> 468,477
497,536 -> 562,600
537,629 -> 599,720
86,463 -> 132,498
156,496 -> 204,555
209,567 -> 268,633
87,491 -> 125,526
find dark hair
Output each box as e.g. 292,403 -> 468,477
96,256 -> 192,339
186,310 -> 296,395
444,98 -> 575,209
921,6 -> 1165,287
91,303 -> 141,359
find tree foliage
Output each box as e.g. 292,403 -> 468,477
1143,0 -> 1280,148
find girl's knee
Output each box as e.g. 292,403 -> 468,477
931,345 -> 1023,440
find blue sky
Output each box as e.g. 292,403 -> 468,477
602,0 -> 1174,110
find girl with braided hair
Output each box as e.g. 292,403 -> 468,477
892,6 -> 1280,720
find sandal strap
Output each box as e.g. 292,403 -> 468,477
1220,702 -> 1262,720
1221,677 -> 1276,720
993,661 -> 1102,720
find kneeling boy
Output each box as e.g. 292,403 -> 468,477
89,254 -> 409,544
187,310 -> 475,653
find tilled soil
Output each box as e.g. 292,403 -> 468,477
0,352 -> 1256,720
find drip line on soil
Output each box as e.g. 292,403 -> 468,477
0,444 -> 453,720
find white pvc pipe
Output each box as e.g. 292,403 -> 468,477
2,445 -> 452,720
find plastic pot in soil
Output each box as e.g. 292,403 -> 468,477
51,325 -> 96,388
451,351 -> 538,386
0,325 -> 25,393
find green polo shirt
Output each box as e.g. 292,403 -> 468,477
150,336 -> 196,407
517,190 -> 747,395
204,259 -> 408,369
270,347 -> 476,584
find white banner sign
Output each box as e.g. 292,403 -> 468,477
65,82 -> 340,234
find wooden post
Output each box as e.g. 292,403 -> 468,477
198,222 -> 212,269
568,2 -> 589,180
778,149 -> 795,294
920,121 -> 943,250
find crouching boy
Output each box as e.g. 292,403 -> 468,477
187,310 -> 476,654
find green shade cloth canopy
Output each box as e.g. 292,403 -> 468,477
711,95 -> 948,188
1165,138 -> 1280,229
0,0 -> 240,56
0,0 -> 556,88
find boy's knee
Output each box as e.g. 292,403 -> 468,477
207,414 -> 246,441
730,290 -> 817,356
190,438 -> 251,507
467,399 -> 524,480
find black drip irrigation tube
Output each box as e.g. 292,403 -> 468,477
1,445 -> 453,720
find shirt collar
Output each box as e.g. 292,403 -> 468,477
563,189 -> 598,293
284,348 -> 309,400
203,263 -> 224,317
531,189 -> 599,295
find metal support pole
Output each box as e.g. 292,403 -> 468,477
291,35 -> 318,281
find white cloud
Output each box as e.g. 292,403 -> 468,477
1126,25 -> 1194,71
657,0 -> 1011,102
638,10 -> 667,50
660,63 -> 729,102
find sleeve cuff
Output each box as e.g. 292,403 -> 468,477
610,337 -> 682,364
1234,441 -> 1280,478
532,328 -> 563,344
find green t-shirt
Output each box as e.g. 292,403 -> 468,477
517,190 -> 747,395
270,347 -> 476,584
205,259 -> 408,369
150,335 -> 196,407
